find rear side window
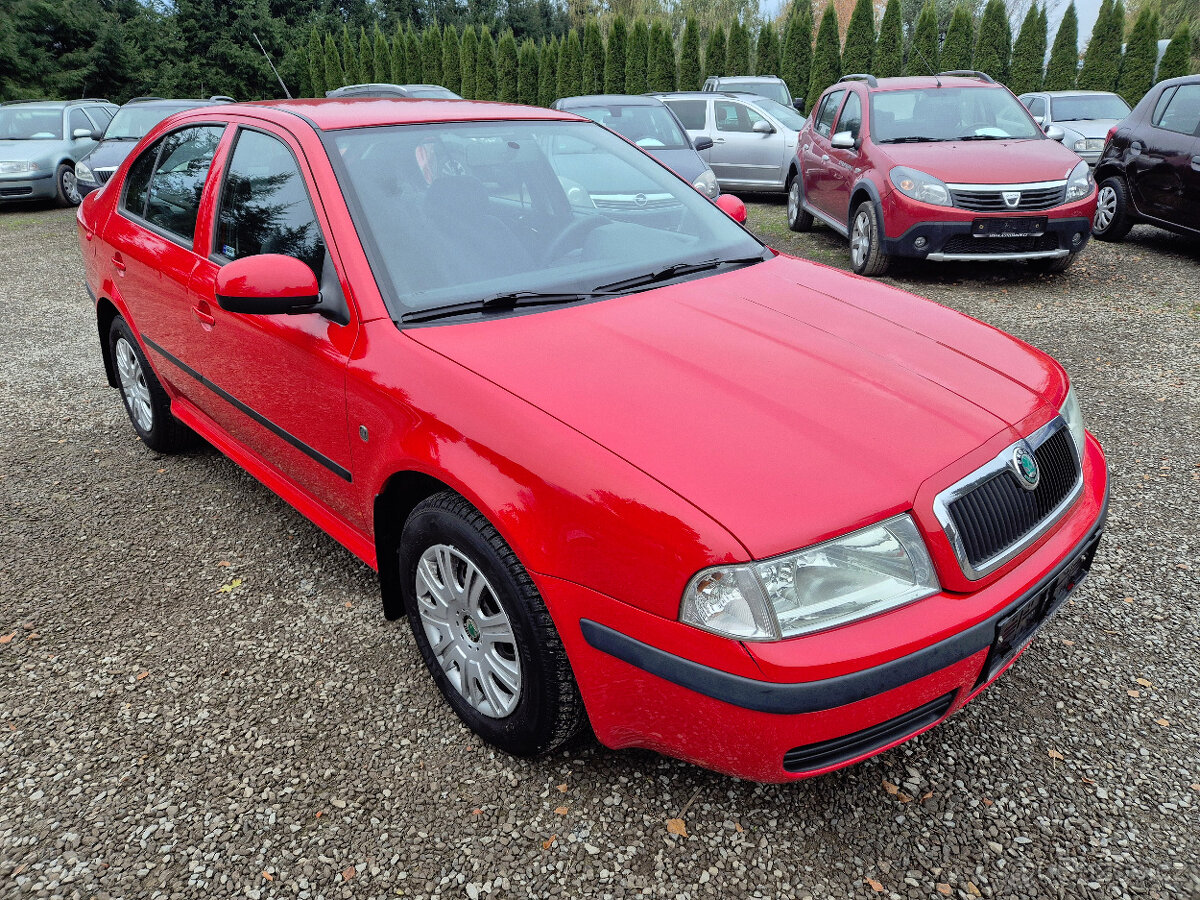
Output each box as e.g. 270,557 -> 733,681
666,99 -> 707,131
214,129 -> 326,277
141,126 -> 225,242
1151,87 -> 1177,126
835,92 -> 862,141
814,90 -> 846,137
1153,84 -> 1200,136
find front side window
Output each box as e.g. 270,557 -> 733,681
664,99 -> 707,131
813,90 -> 845,137
68,108 -> 92,138
122,138 -> 162,218
834,93 -> 862,141
1153,84 -> 1200,136
870,87 -> 1042,142
214,129 -> 325,277
714,101 -> 767,133
1024,96 -> 1047,119
142,126 -> 224,242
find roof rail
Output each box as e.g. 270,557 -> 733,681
0,98 -> 49,105
936,70 -> 995,83
77,98 -> 112,103
126,96 -> 166,103
208,95 -> 236,103
839,73 -> 879,87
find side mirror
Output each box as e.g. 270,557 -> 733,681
1032,115 -> 1046,126
1044,125 -> 1065,142
215,254 -> 320,315
714,193 -> 747,224
830,130 -> 856,150
90,129 -> 105,141
693,135 -> 714,152
752,119 -> 775,135
792,98 -> 806,114
72,128 -> 93,140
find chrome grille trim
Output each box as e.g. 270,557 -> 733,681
933,417 -> 1083,580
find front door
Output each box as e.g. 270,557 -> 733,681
824,91 -> 864,227
1129,83 -> 1200,230
803,89 -> 847,218
709,99 -> 786,188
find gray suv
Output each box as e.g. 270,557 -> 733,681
0,99 -> 118,206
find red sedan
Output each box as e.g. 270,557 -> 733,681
76,99 -> 1107,782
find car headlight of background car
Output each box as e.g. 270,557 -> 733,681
1060,384 -> 1086,460
1073,138 -> 1105,153
74,160 -> 95,183
692,168 -> 719,199
889,166 -> 952,206
680,514 -> 940,640
1065,161 -> 1095,200
0,161 -> 41,174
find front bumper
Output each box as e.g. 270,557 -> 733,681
0,172 -> 56,202
882,216 -> 1094,262
538,434 -> 1108,782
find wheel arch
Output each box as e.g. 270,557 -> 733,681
848,179 -> 884,235
95,295 -> 121,388
374,469 -> 461,620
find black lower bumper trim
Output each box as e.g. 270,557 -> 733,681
783,690 -> 956,772
881,217 -> 1092,259
580,489 -> 1107,716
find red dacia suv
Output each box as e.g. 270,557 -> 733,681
789,73 -> 1098,275
77,99 -> 1107,782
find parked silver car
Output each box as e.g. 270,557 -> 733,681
1018,90 -> 1131,166
326,83 -> 462,99
653,91 -> 806,193
0,99 -> 118,206
702,75 -> 805,112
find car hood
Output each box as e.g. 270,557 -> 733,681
0,139 -> 62,161
408,255 -> 1063,559
81,140 -> 138,169
878,138 -> 1083,183
646,146 -> 708,183
1055,118 -> 1122,139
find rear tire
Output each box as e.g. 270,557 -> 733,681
1092,176 -> 1133,242
849,200 -> 891,276
1028,252 -> 1079,273
786,175 -> 813,232
399,491 -> 586,758
108,317 -> 194,453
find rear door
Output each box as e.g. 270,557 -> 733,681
1127,83 -> 1200,230
709,99 -> 787,188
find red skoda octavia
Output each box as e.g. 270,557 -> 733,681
77,99 -> 1107,782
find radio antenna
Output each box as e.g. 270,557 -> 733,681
253,32 -> 293,99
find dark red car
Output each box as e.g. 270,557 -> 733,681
77,99 -> 1108,782
789,73 -> 1098,275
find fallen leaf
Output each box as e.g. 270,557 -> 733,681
666,818 -> 688,837
556,783 -> 568,793
0,633 -> 14,644
136,671 -> 149,680
967,882 -> 982,896
1048,749 -> 1064,761
542,834 -> 556,850
217,578 -> 243,594
920,791 -> 934,803
1061,639 -> 1076,646
882,780 -> 899,795
864,876 -> 884,892
1081,776 -> 1096,785
344,602 -> 352,608
471,808 -> 482,815
936,884 -> 952,896
734,822 -> 744,833
1127,689 -> 1140,698
1155,718 -> 1169,727
982,798 -> 993,807
898,792 -> 913,803
342,865 -> 356,881
315,810 -> 323,818
1135,677 -> 1153,688
1122,597 -> 1134,603
554,806 -> 568,815
262,872 -> 273,881
218,560 -> 231,567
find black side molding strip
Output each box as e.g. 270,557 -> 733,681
142,335 -> 353,483
581,489 -> 1108,716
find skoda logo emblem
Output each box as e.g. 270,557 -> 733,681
1012,445 -> 1040,490
1002,191 -> 1022,208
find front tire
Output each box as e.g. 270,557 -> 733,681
1092,177 -> 1133,242
399,491 -> 585,757
849,200 -> 891,276
54,163 -> 81,207
786,175 -> 813,232
108,317 -> 193,453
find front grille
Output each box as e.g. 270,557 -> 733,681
783,692 -> 956,773
941,234 -> 1059,254
951,184 -> 1066,211
0,186 -> 33,197
95,169 -> 113,184
947,427 -> 1080,570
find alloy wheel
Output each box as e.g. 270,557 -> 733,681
787,181 -> 800,225
850,209 -> 872,268
114,337 -> 153,432
1094,185 -> 1117,232
62,168 -> 81,205
415,543 -> 522,718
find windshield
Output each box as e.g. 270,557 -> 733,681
330,120 -> 763,318
870,87 -> 1042,142
723,79 -> 792,107
104,104 -> 196,140
405,87 -> 459,98
0,108 -> 62,140
1050,94 -> 1130,122
753,98 -> 806,131
571,104 -> 690,149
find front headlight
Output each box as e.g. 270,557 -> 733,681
889,166 -> 953,206
692,168 -> 719,199
75,160 -> 94,183
1065,160 -> 1094,201
0,160 -> 40,174
1073,138 -> 1087,152
1060,385 -> 1086,460
680,514 -> 940,640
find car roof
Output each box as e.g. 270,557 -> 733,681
555,94 -> 665,109
710,76 -> 785,83
1028,90 -> 1123,98
853,76 -> 1002,92
190,98 -> 578,131
0,98 -> 112,108
652,90 -> 777,103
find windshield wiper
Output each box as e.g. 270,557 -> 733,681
954,134 -> 1009,141
400,290 -> 611,324
876,136 -> 949,143
594,253 -> 768,293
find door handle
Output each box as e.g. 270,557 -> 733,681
192,305 -> 216,327
713,137 -> 726,143
111,253 -> 126,273
1192,156 -> 1200,172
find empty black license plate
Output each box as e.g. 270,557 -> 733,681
973,217 -> 1048,237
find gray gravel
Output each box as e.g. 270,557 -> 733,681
0,204 -> 1197,899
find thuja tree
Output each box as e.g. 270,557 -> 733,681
1044,1 -> 1079,89
539,37 -> 558,107
557,28 -> 582,99
679,17 -> 702,90
405,26 -> 421,86
582,19 -> 604,95
807,2 -> 841,111
357,27 -> 372,84
371,26 -> 388,83
324,35 -> 343,93
308,27 -> 325,98
756,21 -> 780,76
704,24 -> 727,80
841,0 -> 876,76
1079,0 -> 1125,91
421,26 -> 441,85
1156,23 -> 1191,82
782,4 -> 814,99
726,20 -> 751,76
974,0 -> 1012,83
605,15 -> 628,93
340,26 -> 356,87
518,39 -> 539,106
460,25 -> 477,99
441,25 -> 461,95
626,19 -> 651,93
874,0 -> 903,78
940,4 -> 976,73
497,29 -> 518,102
1117,4 -> 1158,104
905,0 -> 939,75
1008,4 -> 1046,94
653,22 -> 678,90
476,26 -> 496,101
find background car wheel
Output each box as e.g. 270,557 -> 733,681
1028,252 -> 1079,273
399,491 -> 585,757
849,200 -> 890,276
108,317 -> 194,453
54,163 -> 82,207
786,176 -> 813,232
1092,177 -> 1133,242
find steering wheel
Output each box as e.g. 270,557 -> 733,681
543,215 -> 607,263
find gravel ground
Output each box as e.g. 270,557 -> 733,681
0,203 -> 1197,900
